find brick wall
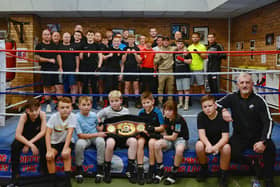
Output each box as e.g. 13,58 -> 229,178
40,17 -> 229,49
230,1 -> 280,69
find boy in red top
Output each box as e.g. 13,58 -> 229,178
140,38 -> 157,94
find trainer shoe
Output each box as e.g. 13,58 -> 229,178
104,164 -> 112,184
146,168 -> 154,184
95,165 -> 104,184
164,172 -> 176,185
154,167 -> 165,184
137,167 -> 145,185
251,178 -> 261,187
126,171 -> 137,184
75,174 -> 84,184
264,179 -> 274,187
196,167 -> 208,182
218,172 -> 228,187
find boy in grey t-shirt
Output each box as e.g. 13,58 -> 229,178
46,97 -> 76,187
97,90 -> 137,184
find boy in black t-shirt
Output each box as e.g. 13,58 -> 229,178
173,39 -> 192,111
153,100 -> 189,185
196,95 -> 230,187
80,30 -> 103,109
57,32 -> 80,108
102,36 -> 123,106
121,34 -> 142,108
72,30 -> 84,95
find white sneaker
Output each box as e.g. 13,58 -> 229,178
177,103 -> 183,108
184,103 -> 189,111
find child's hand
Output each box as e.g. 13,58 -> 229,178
46,149 -> 56,160
30,144 -> 39,155
97,132 -> 107,138
205,145 -> 213,154
61,147 -> 71,160
22,145 -> 29,154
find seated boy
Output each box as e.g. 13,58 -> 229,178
75,96 -> 106,184
196,95 -> 230,187
8,98 -> 47,187
97,90 -> 137,184
45,97 -> 77,187
154,100 -> 189,185
137,91 -> 164,185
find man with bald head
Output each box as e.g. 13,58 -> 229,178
57,32 -> 80,108
35,29 -> 60,107
217,73 -> 275,187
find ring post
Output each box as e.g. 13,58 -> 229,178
0,40 -> 6,126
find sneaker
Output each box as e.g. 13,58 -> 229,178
154,167 -> 165,184
126,171 -> 137,184
183,103 -> 189,111
264,179 -> 274,187
146,169 -> 154,184
75,174 -> 84,184
95,165 -> 104,184
164,172 -> 176,185
196,167 -> 208,182
219,174 -> 228,187
177,103 -> 183,108
251,178 -> 262,187
137,168 -> 145,185
104,164 -> 112,184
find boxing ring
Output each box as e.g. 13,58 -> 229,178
0,41 -> 280,181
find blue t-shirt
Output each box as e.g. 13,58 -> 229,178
76,111 -> 98,135
138,107 -> 164,127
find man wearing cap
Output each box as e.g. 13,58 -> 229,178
154,36 -> 175,106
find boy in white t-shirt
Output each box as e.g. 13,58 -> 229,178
45,97 -> 76,187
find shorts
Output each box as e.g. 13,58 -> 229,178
123,68 -> 140,82
176,78 -> 191,91
164,137 -> 188,151
191,71 -> 205,86
106,134 -> 136,149
41,73 -> 59,87
52,142 -> 74,158
63,74 -> 76,86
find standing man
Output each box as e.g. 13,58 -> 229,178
207,33 -> 226,95
154,36 -> 175,106
35,29 -> 60,109
188,32 -> 207,94
218,73 -> 275,187
149,28 -> 158,47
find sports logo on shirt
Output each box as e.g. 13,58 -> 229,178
175,124 -> 181,132
54,124 -> 68,132
249,104 -> 255,109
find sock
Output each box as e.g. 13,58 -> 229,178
149,164 -> 155,173
65,171 -> 72,187
172,165 -> 179,173
156,162 -> 164,170
127,159 -> 135,172
200,164 -> 208,171
76,166 -> 83,174
49,173 -> 56,185
138,164 -> 144,173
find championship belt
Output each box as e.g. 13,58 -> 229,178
103,115 -> 146,137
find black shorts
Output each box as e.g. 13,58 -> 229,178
123,71 -> 140,82
52,142 -> 74,158
41,73 -> 59,86
106,134 -> 135,149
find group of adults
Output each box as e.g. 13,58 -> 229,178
34,25 -> 226,110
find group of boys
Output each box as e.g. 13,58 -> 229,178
9,72 -> 275,187
35,25 -> 226,113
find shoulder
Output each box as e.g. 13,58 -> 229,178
154,107 -> 162,114
197,111 -> 206,119
138,108 -> 145,115
176,114 -> 186,123
89,111 -> 98,118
